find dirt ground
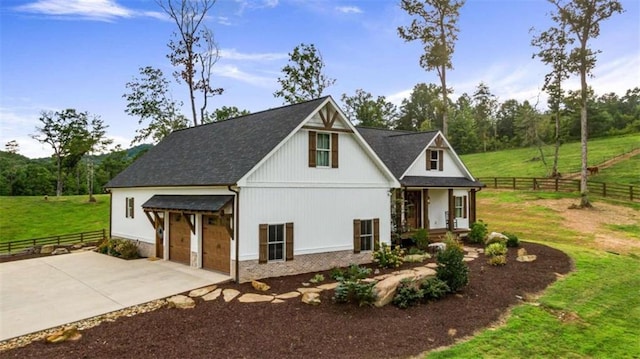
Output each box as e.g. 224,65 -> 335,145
0,242 -> 571,359
536,198 -> 640,254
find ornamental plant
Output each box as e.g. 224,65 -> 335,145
332,264 -> 376,306
485,242 -> 508,257
436,238 -> 469,292
467,220 -> 488,244
373,243 -> 405,268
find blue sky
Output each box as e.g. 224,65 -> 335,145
1,0 -> 638,158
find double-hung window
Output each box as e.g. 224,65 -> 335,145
360,219 -> 373,251
430,150 -> 439,170
454,196 -> 463,218
125,197 -> 135,218
316,133 -> 331,167
268,224 -> 285,261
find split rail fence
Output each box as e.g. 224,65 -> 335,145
0,229 -> 106,254
477,177 -> 638,203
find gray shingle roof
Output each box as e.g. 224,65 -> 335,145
142,195 -> 234,212
356,127 -> 438,178
401,176 -> 483,188
106,97 -> 329,188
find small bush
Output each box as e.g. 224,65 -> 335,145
309,274 -> 325,284
467,220 -> 488,244
436,238 -> 469,292
407,247 -> 425,255
504,232 -> 520,247
329,267 -> 344,281
373,243 -> 405,268
488,254 -> 507,266
115,239 -> 140,259
413,228 -> 430,250
392,279 -> 423,309
485,242 -> 508,257
333,264 -> 376,306
420,277 -> 450,301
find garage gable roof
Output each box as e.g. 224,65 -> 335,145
142,195 -> 234,213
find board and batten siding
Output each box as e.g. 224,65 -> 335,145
404,148 -> 468,178
243,130 -> 391,186
237,187 -> 391,261
110,187 -> 234,259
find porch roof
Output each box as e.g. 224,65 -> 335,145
142,195 -> 233,213
401,176 -> 484,188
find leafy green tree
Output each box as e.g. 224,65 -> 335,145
341,89 -> 396,128
124,66 -> 189,144
472,82 -> 498,152
158,0 -> 223,126
532,22 -> 572,178
4,140 -> 19,154
395,83 -> 446,131
397,0 -> 465,136
495,99 -> 521,146
274,43 -> 335,104
31,109 -> 111,197
549,0 -> 624,207
516,101 -> 549,169
202,106 -> 251,123
448,93 -> 479,154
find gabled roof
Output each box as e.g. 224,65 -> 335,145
106,97 -> 329,188
356,127 -> 438,178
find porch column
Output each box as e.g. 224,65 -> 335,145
448,189 -> 455,231
469,189 -> 477,224
422,189 -> 429,230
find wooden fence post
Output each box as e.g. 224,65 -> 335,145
602,183 -> 607,197
555,178 -> 559,192
494,178 -> 498,189
8,242 -> 11,254
631,186 -> 634,201
512,178 -> 516,190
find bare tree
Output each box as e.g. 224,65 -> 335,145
549,0 -> 623,207
158,0 -> 222,126
398,0 -> 465,136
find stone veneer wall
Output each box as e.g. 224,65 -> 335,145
236,250 -> 373,283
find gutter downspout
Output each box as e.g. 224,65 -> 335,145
228,185 -> 240,283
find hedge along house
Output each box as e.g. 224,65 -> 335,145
357,127 -> 483,241
105,96 -> 400,283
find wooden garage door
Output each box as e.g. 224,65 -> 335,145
202,215 -> 230,274
169,213 -> 191,265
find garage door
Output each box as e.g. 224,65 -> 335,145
169,213 -> 191,265
202,215 -> 230,274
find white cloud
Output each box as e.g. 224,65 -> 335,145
336,6 -> 362,14
234,0 -> 279,15
15,0 -> 162,21
219,48 -> 288,61
213,64 -> 275,88
217,16 -> 232,26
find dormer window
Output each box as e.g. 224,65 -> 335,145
309,131 -> 339,168
426,149 -> 443,171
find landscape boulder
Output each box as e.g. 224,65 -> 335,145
301,292 -> 321,305
45,327 -> 82,344
167,295 -> 195,309
251,280 -> 270,292
373,272 -> 416,307
51,248 -> 69,255
486,232 -> 509,244
41,245 -> 55,254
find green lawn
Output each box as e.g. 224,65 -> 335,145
426,190 -> 640,358
0,195 -> 110,242
461,133 -> 640,180
593,153 -> 640,185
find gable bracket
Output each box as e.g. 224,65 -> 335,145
182,212 -> 196,234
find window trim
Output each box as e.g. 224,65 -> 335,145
125,197 -> 135,219
360,219 -> 374,252
316,132 -> 331,168
267,223 -> 285,262
426,149 -> 444,171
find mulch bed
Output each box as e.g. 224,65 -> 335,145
0,242 -> 572,359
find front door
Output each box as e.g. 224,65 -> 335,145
405,190 -> 422,230
169,213 -> 190,265
202,215 -> 230,274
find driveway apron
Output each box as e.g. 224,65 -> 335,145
0,251 -> 230,341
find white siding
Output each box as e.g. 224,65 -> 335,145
405,148 -> 468,178
238,187 -> 391,261
244,130 -> 391,186
110,186 -> 235,253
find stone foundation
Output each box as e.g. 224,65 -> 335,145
237,250 -> 373,283
191,251 -> 198,267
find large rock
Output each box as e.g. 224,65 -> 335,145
373,272 -> 416,307
412,266 -> 436,280
486,232 -> 508,244
223,289 -> 240,302
517,255 -> 537,262
41,245 -> 55,254
45,327 -> 81,344
167,295 -> 195,309
51,248 -> 69,255
202,288 -> 222,301
301,292 -> 321,305
238,293 -> 274,303
251,280 -> 271,292
189,285 -> 217,298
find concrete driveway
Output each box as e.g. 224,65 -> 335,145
0,251 -> 230,341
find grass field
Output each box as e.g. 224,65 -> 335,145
460,133 -> 640,182
426,190 -> 640,358
0,194 -> 109,242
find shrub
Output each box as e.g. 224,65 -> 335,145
413,228 -> 430,250
333,264 -> 376,306
467,220 -> 488,244
488,254 -> 507,266
504,232 -> 520,247
420,277 -> 450,301
115,239 -> 140,259
373,243 -> 405,268
436,238 -> 469,292
485,242 -> 508,257
309,274 -> 325,284
407,247 -> 425,255
329,267 -> 344,281
392,279 -> 423,309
